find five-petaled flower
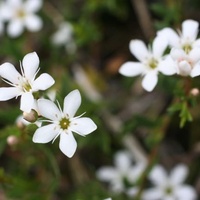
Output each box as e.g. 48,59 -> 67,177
119,36 -> 176,92
158,19 -> 200,77
142,164 -> 197,200
1,0 -> 43,37
32,89 -> 97,158
0,52 -> 55,112
96,150 -> 146,196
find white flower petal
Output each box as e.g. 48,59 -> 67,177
63,89 -> 81,118
128,163 -> 145,183
193,38 -> 200,47
149,165 -> 168,186
169,164 -> 188,185
126,187 -> 138,197
119,62 -> 144,77
7,19 -> 24,37
20,92 -> 34,112
152,36 -> 168,58
159,56 -> 177,75
114,151 -> 132,173
157,28 -> 180,47
142,72 -> 158,92
22,52 -> 39,80
32,124 -> 58,143
129,40 -> 149,61
142,188 -> 164,200
175,185 -> 197,200
32,73 -> 55,91
70,117 -> 97,136
191,63 -> 200,77
96,167 -> 118,181
170,48 -> 186,60
59,131 -> 77,158
182,19 -> 199,41
0,87 -> 20,100
189,47 -> 200,63
38,99 -> 61,121
0,63 -> 21,84
25,15 -> 42,32
24,0 -> 42,12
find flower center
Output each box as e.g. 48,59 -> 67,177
16,9 -> 26,19
165,186 -> 173,195
149,58 -> 158,69
182,44 -> 192,54
59,117 -> 70,130
22,81 -> 32,92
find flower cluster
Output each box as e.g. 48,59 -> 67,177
0,0 -> 43,37
0,52 -> 97,157
119,19 -> 200,91
97,151 -> 197,199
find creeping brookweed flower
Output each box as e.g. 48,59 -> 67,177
142,164 -> 197,200
119,36 -> 176,92
158,19 -> 200,77
96,150 -> 146,196
2,0 -> 43,37
32,89 -> 97,158
0,52 -> 55,112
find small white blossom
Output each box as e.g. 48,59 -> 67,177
119,36 -> 176,92
96,150 -> 146,196
32,89 -> 97,158
142,164 -> 197,200
2,0 -> 43,37
0,52 -> 55,112
51,21 -> 76,53
158,19 -> 200,77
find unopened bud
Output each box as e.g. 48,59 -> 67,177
23,109 -> 38,123
7,135 -> 18,146
190,88 -> 199,96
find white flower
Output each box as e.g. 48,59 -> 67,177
51,22 -> 76,53
119,36 -> 176,92
96,150 -> 146,196
32,89 -> 97,158
158,19 -> 200,50
0,52 -> 55,112
142,164 -> 197,200
2,0 -> 43,37
158,19 -> 200,77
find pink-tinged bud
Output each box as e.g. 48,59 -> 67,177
23,109 -> 38,123
7,135 -> 18,146
190,88 -> 199,96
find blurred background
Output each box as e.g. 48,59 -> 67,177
1,0 -> 200,199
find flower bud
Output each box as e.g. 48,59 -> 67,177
23,109 -> 38,123
7,135 -> 18,146
190,88 -> 199,96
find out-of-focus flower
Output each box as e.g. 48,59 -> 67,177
0,52 -> 55,112
142,164 -> 197,200
96,150 -> 146,196
2,0 -> 43,37
119,36 -> 176,92
158,19 -> 200,77
51,22 -> 76,53
104,198 -> 112,200
32,89 -> 97,158
16,114 -> 42,128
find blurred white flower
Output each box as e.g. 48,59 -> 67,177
2,0 -> 43,37
119,36 -> 176,92
104,198 -> 112,200
32,89 -> 97,158
96,150 -> 146,196
0,52 -> 55,112
142,164 -> 197,200
51,22 -> 76,53
158,19 -> 200,77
